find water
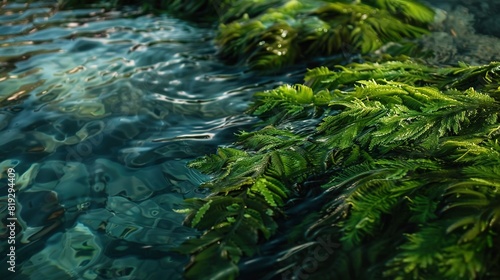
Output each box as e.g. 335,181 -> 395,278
0,1 -> 304,279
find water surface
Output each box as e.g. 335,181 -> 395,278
0,1 -> 302,279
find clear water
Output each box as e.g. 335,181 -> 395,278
0,1 -> 304,279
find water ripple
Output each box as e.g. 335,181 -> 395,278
0,2 -> 304,279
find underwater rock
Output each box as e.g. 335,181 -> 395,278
0,117 -> 106,155
16,190 -> 64,243
92,158 -> 172,201
91,254 -> 184,280
78,194 -> 194,246
18,220 -> 185,279
0,161 -> 49,244
429,0 -> 500,37
20,222 -> 103,279
415,4 -> 500,65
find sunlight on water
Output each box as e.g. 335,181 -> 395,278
0,1 -> 302,279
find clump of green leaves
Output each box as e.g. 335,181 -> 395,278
177,59 -> 500,279
173,127 -> 325,280
216,0 -> 435,69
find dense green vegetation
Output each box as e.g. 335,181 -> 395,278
178,59 -> 500,279
215,0 -> 434,69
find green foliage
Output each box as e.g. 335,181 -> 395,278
175,126 -> 321,279
279,60 -> 500,279
178,59 -> 500,279
247,84 -> 334,124
219,0 -> 285,23
363,0 -> 435,24
310,2 -> 429,54
304,60 -> 437,91
216,0 -> 434,69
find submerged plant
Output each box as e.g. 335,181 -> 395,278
176,59 -> 500,279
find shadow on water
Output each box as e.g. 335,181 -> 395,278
0,1 -> 305,279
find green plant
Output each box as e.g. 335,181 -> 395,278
173,127 -> 321,280
177,59 -> 500,279
216,0 -> 435,69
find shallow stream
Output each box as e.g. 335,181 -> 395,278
0,1 -> 303,279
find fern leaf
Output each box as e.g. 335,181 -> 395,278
183,242 -> 239,280
237,126 -> 306,152
191,200 -> 212,227
304,66 -> 335,91
408,195 -> 438,224
251,177 -> 280,207
385,225 -> 449,278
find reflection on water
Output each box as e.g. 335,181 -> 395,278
0,1 -> 302,279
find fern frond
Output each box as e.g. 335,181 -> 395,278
407,195 -> 438,224
180,59 -> 500,280
237,126 -> 306,152
341,179 -> 399,246
312,2 -> 430,54
249,84 -> 333,124
177,194 -> 280,279
386,224 -> 493,280
250,177 -> 283,207
365,0 -> 435,25
191,200 -> 212,227
220,0 -> 284,23
439,238 -> 491,279
385,225 -> 450,279
322,158 -> 439,246
303,66 -> 335,91
318,99 -> 386,149
437,61 -> 500,93
443,168 -> 500,243
188,147 -> 248,175
315,79 -> 500,152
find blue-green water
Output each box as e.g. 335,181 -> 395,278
0,1 -> 303,279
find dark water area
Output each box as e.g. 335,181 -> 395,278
0,1 -> 305,279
